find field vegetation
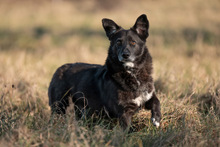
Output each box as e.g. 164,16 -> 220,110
0,0 -> 220,146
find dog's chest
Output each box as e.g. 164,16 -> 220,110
132,90 -> 154,106
123,71 -> 154,106
113,70 -> 154,107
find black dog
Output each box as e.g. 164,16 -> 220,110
48,14 -> 161,129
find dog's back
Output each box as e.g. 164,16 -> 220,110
49,63 -> 103,113
49,63 -> 120,116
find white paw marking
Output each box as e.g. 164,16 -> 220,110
124,62 -> 134,68
152,118 -> 160,128
132,90 -> 154,107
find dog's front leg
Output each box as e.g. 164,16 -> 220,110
144,92 -> 161,127
119,103 -> 138,130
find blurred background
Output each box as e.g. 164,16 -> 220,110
0,0 -> 220,146
0,0 -> 220,111
1,0 -> 220,110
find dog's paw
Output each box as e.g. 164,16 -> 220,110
151,118 -> 160,128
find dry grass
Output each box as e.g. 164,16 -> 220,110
0,0 -> 220,146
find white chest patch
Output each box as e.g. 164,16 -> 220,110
132,90 -> 154,107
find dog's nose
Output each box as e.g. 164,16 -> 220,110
122,49 -> 131,59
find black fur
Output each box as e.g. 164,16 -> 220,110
48,14 -> 161,129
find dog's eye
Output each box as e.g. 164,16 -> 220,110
116,40 -> 122,46
130,40 -> 136,46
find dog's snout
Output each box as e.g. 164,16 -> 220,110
122,49 -> 131,59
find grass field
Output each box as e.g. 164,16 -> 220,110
0,0 -> 220,146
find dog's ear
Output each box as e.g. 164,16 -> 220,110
102,18 -> 121,40
132,14 -> 149,40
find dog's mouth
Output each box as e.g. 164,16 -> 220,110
118,55 -> 135,69
118,55 -> 135,62
123,62 -> 134,70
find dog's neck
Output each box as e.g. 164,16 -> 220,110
105,66 -> 152,93
105,61 -> 143,91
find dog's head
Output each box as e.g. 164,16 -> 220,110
102,14 -> 150,70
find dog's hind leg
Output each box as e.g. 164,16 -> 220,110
51,101 -> 67,114
144,92 -> 161,127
